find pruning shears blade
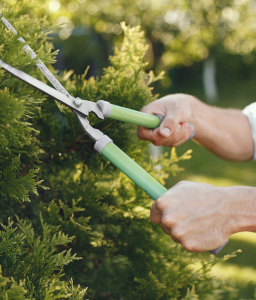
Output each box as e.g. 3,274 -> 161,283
0,60 -> 104,119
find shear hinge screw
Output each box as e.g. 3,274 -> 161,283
73,97 -> 83,107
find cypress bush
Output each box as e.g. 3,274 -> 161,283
0,1 -> 238,299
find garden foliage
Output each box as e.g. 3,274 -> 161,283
0,1 -> 239,299
45,0 -> 256,69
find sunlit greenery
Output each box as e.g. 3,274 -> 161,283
40,0 -> 256,72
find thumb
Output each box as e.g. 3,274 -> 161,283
158,110 -> 179,138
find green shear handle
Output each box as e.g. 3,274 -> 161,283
102,142 -> 167,200
108,104 -> 163,128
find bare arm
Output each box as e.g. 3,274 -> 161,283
138,94 -> 256,252
138,94 -> 254,161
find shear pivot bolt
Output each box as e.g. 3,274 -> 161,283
73,97 -> 83,107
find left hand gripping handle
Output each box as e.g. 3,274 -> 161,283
96,139 -> 227,255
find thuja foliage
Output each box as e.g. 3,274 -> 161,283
0,1 -> 87,298
0,1 -> 239,299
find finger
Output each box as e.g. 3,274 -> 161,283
138,126 -> 170,146
150,202 -> 162,224
150,122 -> 194,147
158,116 -> 177,138
137,126 -> 158,141
170,123 -> 195,146
161,223 -> 172,235
158,104 -> 185,138
171,236 -> 180,243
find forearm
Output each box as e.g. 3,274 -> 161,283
138,93 -> 254,161
223,186 -> 256,233
189,97 -> 254,161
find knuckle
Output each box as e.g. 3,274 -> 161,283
172,236 -> 179,243
161,216 -> 172,228
154,198 -> 166,211
165,141 -> 177,147
161,223 -> 172,235
187,130 -> 194,140
171,133 -> 188,147
153,140 -> 161,146
150,209 -> 160,224
171,227 -> 184,240
150,134 -> 160,144
172,142 -> 182,147
182,240 -> 197,252
137,129 -> 146,140
180,132 -> 193,144
150,214 -> 156,223
137,133 -> 144,140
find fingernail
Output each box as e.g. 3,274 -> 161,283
161,127 -> 171,137
176,124 -> 181,132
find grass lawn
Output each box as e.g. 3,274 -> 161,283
158,78 -> 256,299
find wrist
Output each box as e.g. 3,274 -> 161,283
225,186 -> 256,234
187,95 -> 204,127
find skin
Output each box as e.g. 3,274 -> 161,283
137,94 -> 256,252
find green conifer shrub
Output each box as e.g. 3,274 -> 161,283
0,1 -> 87,298
0,1 -> 239,299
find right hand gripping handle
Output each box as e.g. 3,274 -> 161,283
99,140 -> 227,255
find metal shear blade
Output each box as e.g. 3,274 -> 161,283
0,59 -> 104,120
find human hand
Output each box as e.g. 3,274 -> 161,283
137,94 -> 196,147
150,181 -> 234,252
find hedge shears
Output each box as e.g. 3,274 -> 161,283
0,15 -> 227,255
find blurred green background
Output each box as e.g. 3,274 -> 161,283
5,0 -> 256,297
